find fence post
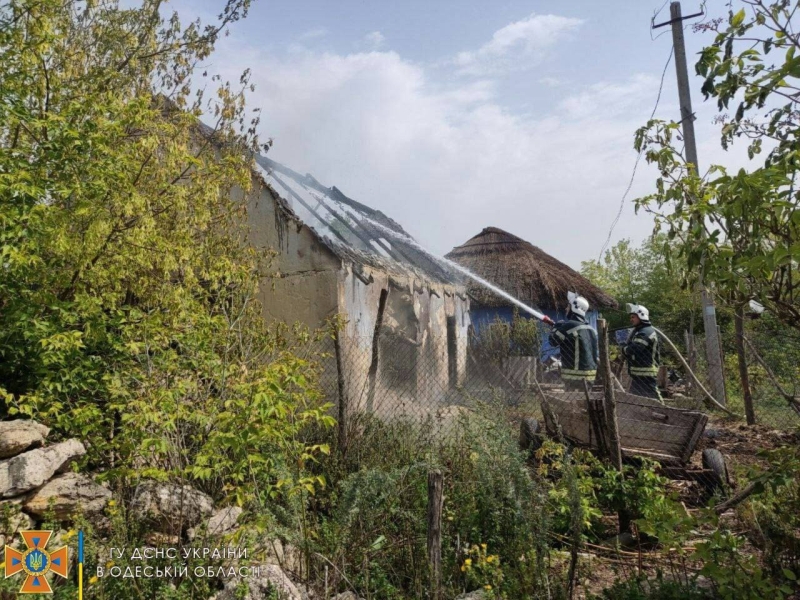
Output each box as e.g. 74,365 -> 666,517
427,470 -> 443,600
598,319 -> 628,532
684,331 -> 695,399
598,320 -> 623,470
734,305 -> 756,425
334,329 -> 348,455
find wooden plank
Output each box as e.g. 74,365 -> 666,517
615,401 -> 704,430
544,409 -> 593,446
617,419 -> 691,445
680,412 -> 708,463
623,448 -> 685,465
543,393 -> 707,462
615,391 -> 667,409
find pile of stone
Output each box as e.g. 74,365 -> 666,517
0,420 -> 110,539
0,420 -> 364,600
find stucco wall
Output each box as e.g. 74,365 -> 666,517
338,266 -> 470,419
242,177 -> 341,327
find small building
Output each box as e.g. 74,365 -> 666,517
245,156 -> 470,418
446,227 -> 617,361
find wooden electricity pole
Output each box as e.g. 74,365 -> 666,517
655,2 -> 727,406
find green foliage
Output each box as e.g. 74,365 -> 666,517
0,0 -> 332,508
580,236 -> 700,339
590,576 -> 711,600
470,309 -> 543,365
460,544 -> 505,598
535,443 -> 683,543
634,0 -> 800,331
309,407 -> 553,599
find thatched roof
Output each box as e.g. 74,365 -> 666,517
445,227 -> 617,311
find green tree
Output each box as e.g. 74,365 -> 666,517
0,0 -> 332,505
634,0 -> 800,332
581,236 -> 699,339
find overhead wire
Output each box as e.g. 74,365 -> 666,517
597,45 -> 673,260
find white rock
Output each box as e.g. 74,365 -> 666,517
0,439 -> 86,498
455,591 -> 488,600
0,421 -> 50,459
23,472 -> 111,520
188,506 -> 242,541
217,564 -> 303,600
333,593 -> 365,600
206,506 -> 243,537
130,481 -> 214,534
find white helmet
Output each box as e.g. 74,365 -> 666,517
567,291 -> 590,317
627,303 -> 650,322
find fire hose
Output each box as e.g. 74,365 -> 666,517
653,327 -> 737,417
572,325 -> 737,417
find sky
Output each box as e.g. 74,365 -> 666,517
173,0 -> 756,268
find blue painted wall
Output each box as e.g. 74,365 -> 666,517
470,306 -> 600,361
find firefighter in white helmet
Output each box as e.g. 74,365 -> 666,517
549,292 -> 599,390
622,303 -> 662,400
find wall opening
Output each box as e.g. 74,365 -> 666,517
447,316 -> 458,388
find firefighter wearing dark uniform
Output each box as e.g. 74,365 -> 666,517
622,303 -> 661,400
549,292 -> 599,391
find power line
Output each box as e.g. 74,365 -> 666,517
596,46 -> 674,261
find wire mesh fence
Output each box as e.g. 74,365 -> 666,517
309,317 -> 800,508
292,318 -> 800,598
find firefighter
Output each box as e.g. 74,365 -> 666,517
622,303 -> 662,400
549,292 -> 599,391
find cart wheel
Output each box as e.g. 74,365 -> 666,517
520,418 -> 543,456
702,449 -> 729,494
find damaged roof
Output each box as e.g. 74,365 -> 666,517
255,154 -> 462,287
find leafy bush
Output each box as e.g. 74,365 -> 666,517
590,576 -> 711,600
0,0 -> 333,509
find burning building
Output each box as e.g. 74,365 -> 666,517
246,155 -> 470,418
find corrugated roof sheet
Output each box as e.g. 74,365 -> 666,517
255,154 -> 461,286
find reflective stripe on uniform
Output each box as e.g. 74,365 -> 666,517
562,369 -> 596,376
562,369 -> 596,381
630,367 -> 658,376
562,374 -> 595,381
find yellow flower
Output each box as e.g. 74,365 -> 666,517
108,500 -> 116,507
464,558 -> 472,566
480,543 -> 487,550
484,584 -> 493,590
89,576 -> 99,585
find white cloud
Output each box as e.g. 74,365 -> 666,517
209,28 -> 755,268
539,76 -> 564,88
453,13 -> 584,76
299,27 -> 327,41
364,31 -> 385,49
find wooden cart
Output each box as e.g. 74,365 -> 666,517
521,386 -> 729,491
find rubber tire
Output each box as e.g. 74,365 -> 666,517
520,418 -> 543,455
702,448 -> 729,494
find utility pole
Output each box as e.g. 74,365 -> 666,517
654,2 -> 727,405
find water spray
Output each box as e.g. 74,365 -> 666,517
353,215 -> 555,326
